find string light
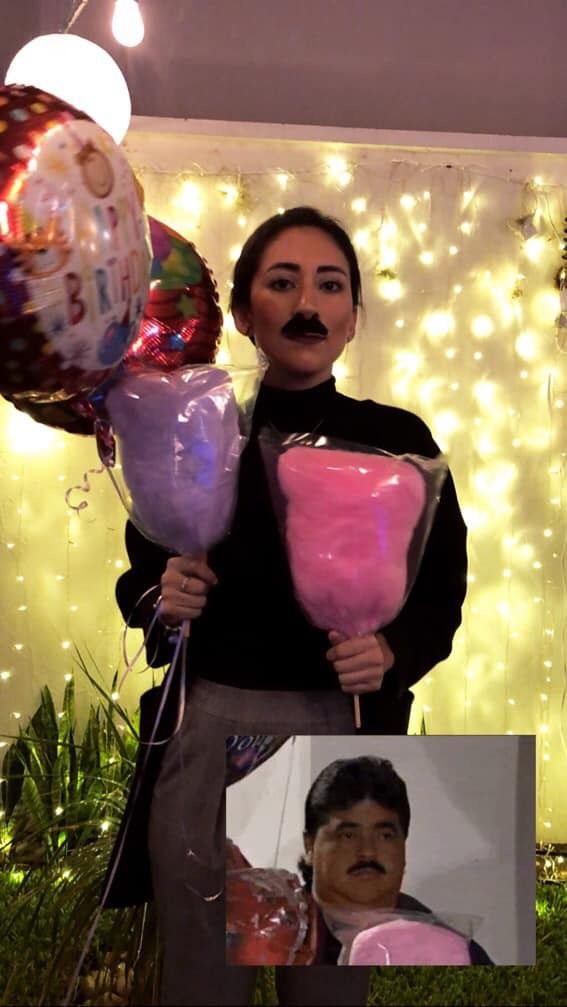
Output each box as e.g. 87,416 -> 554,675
0,148 -> 564,851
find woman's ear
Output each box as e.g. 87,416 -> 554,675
233,308 -> 251,337
346,308 -> 358,343
303,833 -> 313,863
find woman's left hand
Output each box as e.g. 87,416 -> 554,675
326,631 -> 395,694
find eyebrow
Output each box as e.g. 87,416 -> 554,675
266,261 -> 348,277
334,819 -> 400,832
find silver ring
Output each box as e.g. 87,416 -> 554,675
180,577 -> 188,593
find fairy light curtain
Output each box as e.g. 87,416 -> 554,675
0,124 -> 565,842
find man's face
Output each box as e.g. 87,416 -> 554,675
304,799 -> 406,910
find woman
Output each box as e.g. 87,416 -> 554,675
103,207 -> 467,1006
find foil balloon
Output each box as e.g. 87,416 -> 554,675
0,84 -> 151,403
122,216 -> 222,372
226,735 -> 291,787
226,868 -> 316,966
3,390 -> 96,436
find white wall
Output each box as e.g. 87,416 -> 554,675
3,1 -> 567,137
227,735 -> 536,965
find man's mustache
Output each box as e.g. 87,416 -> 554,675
281,313 -> 328,337
348,860 -> 386,875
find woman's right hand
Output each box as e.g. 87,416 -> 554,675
159,554 -> 219,626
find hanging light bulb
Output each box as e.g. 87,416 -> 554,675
112,0 -> 145,47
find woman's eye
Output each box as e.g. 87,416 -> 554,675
269,276 -> 294,291
321,279 -> 344,292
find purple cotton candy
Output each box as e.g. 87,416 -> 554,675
347,918 -> 472,965
105,366 -> 243,555
277,447 -> 426,637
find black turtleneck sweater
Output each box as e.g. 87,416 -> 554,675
116,377 -> 467,722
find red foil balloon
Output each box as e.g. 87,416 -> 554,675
4,391 -> 97,435
122,216 -> 222,372
0,84 -> 151,403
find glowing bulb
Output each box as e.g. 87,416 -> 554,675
100,820 -> 111,833
471,315 -> 494,339
523,236 -> 545,263
380,219 -> 397,240
449,245 -> 459,256
112,0 -> 145,47
219,183 -> 239,207
419,251 -> 434,265
515,331 -> 538,361
395,319 -> 405,328
229,244 -> 242,262
61,641 -> 71,651
453,284 -> 463,294
178,181 -> 203,216
333,360 -> 348,381
379,247 -> 398,270
459,222 -> 473,235
6,409 -> 57,455
55,806 -> 63,817
353,228 -> 371,250
111,691 -> 120,701
400,194 -> 416,210
377,277 -> 403,301
0,672 -> 12,682
462,190 -> 474,208
423,310 -> 454,340
216,346 -> 231,365
473,380 -> 497,408
433,409 -> 461,436
326,155 -> 352,188
422,191 -> 431,200
351,197 -> 367,214
5,33 -> 131,142
276,173 -> 290,190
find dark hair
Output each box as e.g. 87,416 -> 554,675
229,206 -> 363,316
297,756 -> 410,891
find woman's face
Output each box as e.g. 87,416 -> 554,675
234,226 -> 357,389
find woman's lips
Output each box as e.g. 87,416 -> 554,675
283,332 -> 326,343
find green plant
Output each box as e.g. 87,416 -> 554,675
0,652 -> 159,1006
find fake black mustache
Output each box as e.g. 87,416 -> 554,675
348,860 -> 386,875
281,313 -> 328,337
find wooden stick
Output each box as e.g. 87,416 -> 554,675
354,695 -> 361,729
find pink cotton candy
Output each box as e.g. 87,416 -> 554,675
277,447 -> 426,637
347,919 -> 471,965
105,366 -> 243,555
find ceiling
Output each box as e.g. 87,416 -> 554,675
1,0 -> 566,138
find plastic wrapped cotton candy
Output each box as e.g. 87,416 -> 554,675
104,365 -> 261,555
347,917 -> 472,965
276,445 -> 428,637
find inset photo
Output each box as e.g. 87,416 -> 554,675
226,734 -> 535,966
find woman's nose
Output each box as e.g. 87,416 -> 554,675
296,280 -> 318,313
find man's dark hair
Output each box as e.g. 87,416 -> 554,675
298,756 -> 410,891
229,206 -> 363,318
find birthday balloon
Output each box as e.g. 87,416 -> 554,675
0,84 -> 151,403
122,216 -> 222,372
